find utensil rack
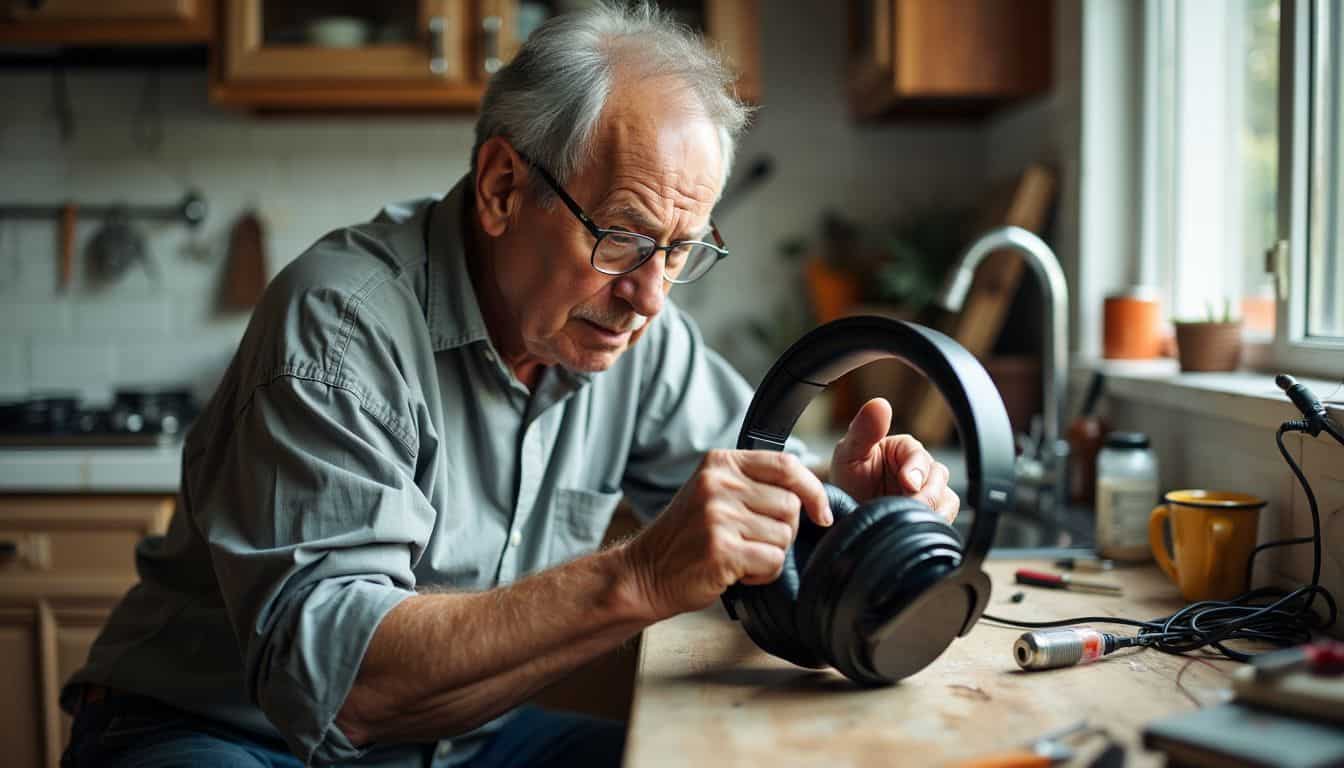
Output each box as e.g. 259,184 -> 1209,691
0,190 -> 207,227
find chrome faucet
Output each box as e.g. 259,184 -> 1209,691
936,225 -> 1070,521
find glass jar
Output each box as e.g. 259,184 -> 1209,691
1094,431 -> 1158,561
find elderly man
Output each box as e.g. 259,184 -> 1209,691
61,4 -> 956,768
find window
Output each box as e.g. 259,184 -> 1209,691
1306,0 -> 1344,338
1145,0 -> 1344,374
1142,0 -> 1279,339
1272,0 -> 1344,373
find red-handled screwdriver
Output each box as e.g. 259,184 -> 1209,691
1015,568 -> 1123,596
1252,640 -> 1344,679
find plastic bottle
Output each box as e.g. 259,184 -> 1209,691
1094,431 -> 1158,561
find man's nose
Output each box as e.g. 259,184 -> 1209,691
613,253 -> 666,317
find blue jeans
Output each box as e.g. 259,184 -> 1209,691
62,687 -> 626,768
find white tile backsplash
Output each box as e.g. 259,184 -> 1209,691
29,341 -> 118,399
74,299 -> 175,337
0,301 -> 72,334
0,339 -> 27,398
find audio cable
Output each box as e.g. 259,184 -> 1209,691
985,374 -> 1340,668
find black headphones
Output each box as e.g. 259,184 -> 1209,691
721,316 -> 1016,685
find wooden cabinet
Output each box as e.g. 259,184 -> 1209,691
211,0 -> 759,111
0,0 -> 212,44
849,0 -> 1052,119
0,495 -> 173,768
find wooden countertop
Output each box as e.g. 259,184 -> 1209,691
625,560 -> 1242,767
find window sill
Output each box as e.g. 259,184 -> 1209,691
1076,358 -> 1344,430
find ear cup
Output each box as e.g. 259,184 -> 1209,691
795,494 -> 956,675
831,512 -> 963,683
793,495 -> 902,665
725,483 -> 859,670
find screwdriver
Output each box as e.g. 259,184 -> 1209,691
1015,568 -> 1123,596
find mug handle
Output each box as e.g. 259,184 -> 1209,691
1149,504 -> 1179,583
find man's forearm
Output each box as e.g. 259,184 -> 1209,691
336,543 -> 653,745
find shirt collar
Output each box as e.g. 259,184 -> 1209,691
424,175 -> 596,392
426,176 -> 491,352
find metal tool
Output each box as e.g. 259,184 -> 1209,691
1015,568 -> 1123,596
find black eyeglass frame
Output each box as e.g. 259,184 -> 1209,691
517,152 -> 730,284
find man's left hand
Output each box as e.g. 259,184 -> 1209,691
829,397 -> 959,524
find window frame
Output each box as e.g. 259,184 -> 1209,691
1264,0 -> 1344,376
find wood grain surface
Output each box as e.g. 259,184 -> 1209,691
626,560 -> 1246,767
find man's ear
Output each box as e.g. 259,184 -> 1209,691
474,137 -> 527,238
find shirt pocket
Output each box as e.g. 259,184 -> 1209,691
552,487 -> 624,561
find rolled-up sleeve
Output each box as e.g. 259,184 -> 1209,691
192,372 -> 434,764
621,305 -> 816,521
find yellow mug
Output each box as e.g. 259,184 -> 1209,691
1148,490 -> 1266,602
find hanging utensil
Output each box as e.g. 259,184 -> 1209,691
86,207 -> 154,288
58,202 -> 77,292
220,209 -> 269,310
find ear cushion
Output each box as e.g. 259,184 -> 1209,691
793,483 -> 860,575
734,547 -> 825,669
728,483 -> 859,670
794,495 -> 920,664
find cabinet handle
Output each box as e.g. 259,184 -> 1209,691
0,540 -> 15,557
482,15 -> 503,75
428,16 -> 449,76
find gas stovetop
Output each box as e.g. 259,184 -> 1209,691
0,389 -> 198,448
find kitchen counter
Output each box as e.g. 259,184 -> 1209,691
0,445 -> 182,492
624,560 -> 1238,767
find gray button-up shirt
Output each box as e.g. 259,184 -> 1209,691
65,177 -> 794,766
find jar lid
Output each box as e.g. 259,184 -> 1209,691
1104,431 -> 1150,450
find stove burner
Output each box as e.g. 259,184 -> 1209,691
0,388 -> 198,447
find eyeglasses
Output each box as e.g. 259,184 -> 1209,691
518,152 -> 729,284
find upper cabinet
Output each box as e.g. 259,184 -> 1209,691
849,0 -> 1052,120
211,0 -> 480,109
0,0 -> 212,44
211,0 -> 759,111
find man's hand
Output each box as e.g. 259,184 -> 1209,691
623,449 -> 832,621
829,397 -> 959,523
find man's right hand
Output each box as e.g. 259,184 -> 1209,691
622,450 -> 833,622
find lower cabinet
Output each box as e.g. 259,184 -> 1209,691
0,495 -> 174,768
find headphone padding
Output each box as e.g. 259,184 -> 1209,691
744,547 -> 828,669
794,497 -> 908,664
727,484 -> 860,670
794,483 -> 859,576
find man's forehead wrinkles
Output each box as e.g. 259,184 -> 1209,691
602,203 -> 662,232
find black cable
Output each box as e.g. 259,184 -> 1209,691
985,418 -> 1338,663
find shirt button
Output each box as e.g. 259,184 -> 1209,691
435,741 -> 453,759
510,529 -> 522,547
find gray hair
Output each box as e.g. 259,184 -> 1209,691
471,1 -> 751,205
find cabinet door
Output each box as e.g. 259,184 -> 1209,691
0,607 -> 42,768
849,0 -> 1052,119
0,0 -> 211,43
222,0 -> 471,82
0,601 -> 111,768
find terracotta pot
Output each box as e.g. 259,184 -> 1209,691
1174,321 -> 1243,372
1103,291 -> 1163,359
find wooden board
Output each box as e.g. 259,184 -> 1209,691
625,560 -> 1246,768
901,163 -> 1056,445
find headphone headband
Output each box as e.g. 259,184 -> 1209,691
737,316 -> 1014,571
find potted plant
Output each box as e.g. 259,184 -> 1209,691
1173,300 -> 1244,372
